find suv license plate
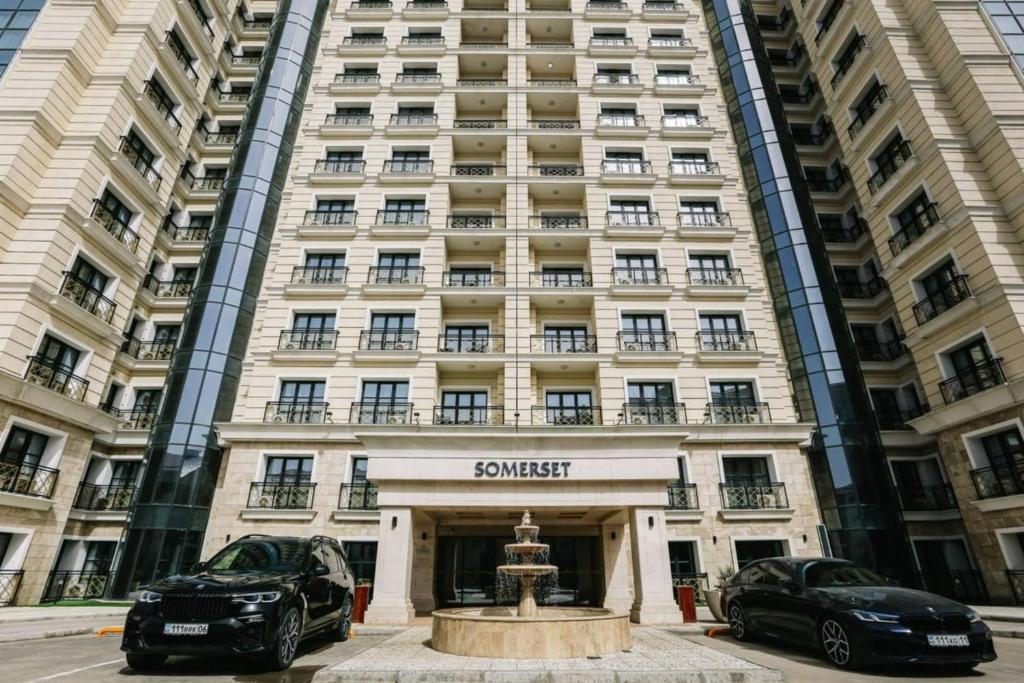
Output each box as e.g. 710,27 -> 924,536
164,623 -> 209,636
927,634 -> 969,647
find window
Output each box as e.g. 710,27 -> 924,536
342,541 -> 377,586
621,313 -> 667,342
280,380 -> 326,404
679,200 -> 721,226
656,67 -> 691,85
615,253 -> 657,269
265,456 -> 313,484
34,334 -> 80,372
869,132 -> 911,191
293,312 -> 336,331
382,198 -> 427,223
609,199 -> 654,225
439,390 -> 489,424
542,325 -> 591,352
110,460 -> 141,485
699,313 -> 742,333
850,79 -> 887,132
172,265 -> 197,283
0,426 -> 48,467
153,324 -> 180,343
305,253 -> 345,269
443,324 -> 490,351
688,253 -> 730,271
670,151 -> 711,174
67,256 -> 109,294
599,106 -> 640,126
82,541 -> 116,574
722,456 -> 771,485
361,380 -> 409,404
545,391 -> 594,424
663,107 -> 701,126
0,0 -> 45,79
96,189 -> 134,229
132,389 -> 161,411
121,130 -> 157,174
447,266 -> 493,286
603,151 -> 646,174
710,381 -> 756,404
387,149 -> 431,173
627,381 -> 674,404
982,2 -> 1024,72
540,265 -> 586,287
370,313 -> 415,331
377,252 -> 420,268
350,457 -> 368,483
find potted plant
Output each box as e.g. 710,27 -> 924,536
704,565 -> 734,623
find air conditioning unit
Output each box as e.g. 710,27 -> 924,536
273,415 -> 286,424
141,351 -> 156,360
387,414 -> 402,424
624,342 -> 639,351
394,341 -> 408,351
284,342 -> 297,350
95,496 -> 112,511
256,495 -> 274,508
616,276 -> 632,285
631,415 -> 647,425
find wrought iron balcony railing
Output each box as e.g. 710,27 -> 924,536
383,159 -> 434,174
912,274 -> 971,325
230,54 -> 261,66
527,164 -> 584,177
395,73 -> 442,85
590,36 -> 633,47
593,73 -> 640,86
433,406 -> 505,425
121,337 -> 177,361
1007,570 -> 1024,605
189,176 -> 224,191
527,77 -> 577,86
874,406 -> 929,430
601,160 -> 653,175
939,356 -> 1005,404
814,0 -> 845,45
388,112 -> 438,125
324,113 -> 373,127
618,331 -> 678,352
667,482 -> 699,510
121,408 -> 158,430
456,78 -> 507,87
611,267 -> 668,285
442,271 -> 505,287
678,211 -> 731,229
41,571 -> 108,602
447,215 -> 505,229
349,0 -> 393,9
0,459 -> 59,499
597,114 -> 646,127
648,37 -> 693,49
686,267 -> 743,287
848,85 -> 888,139
142,274 -> 194,298
290,266 -> 348,285
186,0 -> 214,40
278,329 -> 339,351
314,159 -> 366,174
837,277 -> 886,299
606,211 -> 660,227
895,483 -> 957,511
24,356 -> 88,401
73,481 -> 136,511
971,460 -> 1024,500
528,119 -> 580,129
532,406 -> 602,426
117,137 -> 161,189
453,119 -> 507,129
830,34 -> 866,88
720,480 -> 788,509
438,334 -> 505,353
367,266 -> 425,284
622,402 -> 687,425
670,161 -> 721,176
303,209 -> 357,226
349,402 -> 415,424
0,570 -> 23,607
142,81 -> 183,133
359,330 -> 419,351
854,339 -> 907,362
530,335 -> 598,353
705,402 -> 772,424
889,202 -> 941,256
334,73 -> 381,85
342,36 -> 387,47
696,331 -> 757,352
529,215 -> 587,230
867,140 -> 914,194
820,219 -> 865,243
400,35 -> 444,46
375,209 -> 429,225
59,272 -> 116,323
248,481 -> 316,509
451,163 -> 506,176
90,199 -> 140,252
264,401 -> 331,424
529,271 -> 592,288
338,483 -> 379,510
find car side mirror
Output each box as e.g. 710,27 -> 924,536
190,561 -> 206,574
312,563 -> 331,576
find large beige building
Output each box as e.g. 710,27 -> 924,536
0,0 -> 1020,614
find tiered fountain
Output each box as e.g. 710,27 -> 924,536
431,511 -> 631,659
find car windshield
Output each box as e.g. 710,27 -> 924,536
803,561 -> 890,588
205,539 -> 308,574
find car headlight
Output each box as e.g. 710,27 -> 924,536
850,609 -> 901,624
231,591 -> 282,604
137,591 -> 162,603
966,610 -> 982,623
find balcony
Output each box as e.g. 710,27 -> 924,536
349,402 -> 415,424
0,460 -> 59,499
164,33 -> 199,85
806,173 -> 848,193
600,160 -> 654,180
917,570 -> 988,604
433,406 -> 505,425
393,73 -> 443,91
447,215 -> 505,230
291,266 -> 348,285
621,402 -> 687,425
527,77 -> 576,87
313,159 -> 366,175
332,73 -> 381,89
341,36 -> 387,49
654,75 -> 701,91
696,331 -> 757,352
453,118 -> 507,129
889,203 -> 941,256
443,271 -> 505,287
438,334 -> 505,352
837,277 -> 886,300
188,175 -> 224,192
456,78 -> 507,88
142,274 -> 194,298
855,339 -> 906,363
117,137 -> 161,190
606,211 -> 660,228
705,402 -> 772,424
532,406 -> 602,426
73,481 -> 136,511
667,482 -> 699,509
1010,570 -> 1024,605
263,401 -> 331,424
617,331 -> 678,352
971,461 -> 1024,500
530,335 -> 598,353
303,209 -> 357,227
669,160 -> 722,181
585,1 -> 628,13
529,271 -> 592,287
678,212 -> 732,231
939,357 -> 1006,405
324,113 -> 373,130
382,159 -> 434,177
529,215 -> 587,230
230,54 -> 261,68
867,140 -> 914,194
895,483 -> 957,512
359,330 -> 419,351
848,86 -> 888,139
160,218 -> 209,242
528,119 -> 580,130
367,266 -> 425,284
912,274 -> 971,325
215,89 -> 250,104
59,272 -> 116,324
348,0 -> 394,15
686,267 -> 743,287
874,404 -> 929,430
278,329 -> 339,351
596,113 -> 647,131
814,0 -> 846,45
527,164 -> 584,177
451,163 -> 506,177
121,337 -> 176,361
185,0 -> 214,41
830,35 -> 866,89
647,36 -> 694,53
41,571 -> 108,602
121,408 -> 158,430
91,199 -> 140,253
611,267 -> 668,285
24,356 -> 88,401
592,73 -> 641,88
338,483 -> 379,510
247,482 -> 316,510
375,209 -> 429,227
821,220 -> 865,243
0,571 -> 21,607
142,81 -> 183,134
720,480 -> 788,509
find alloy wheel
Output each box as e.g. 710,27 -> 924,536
728,603 -> 746,639
821,619 -> 851,667
280,610 -> 300,663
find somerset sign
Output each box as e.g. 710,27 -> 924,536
473,460 -> 573,478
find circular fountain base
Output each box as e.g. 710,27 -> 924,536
431,607 -> 632,659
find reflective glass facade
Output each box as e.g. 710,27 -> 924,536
110,0 -> 331,595
0,0 -> 45,78
984,1 -> 1024,71
701,0 -> 915,580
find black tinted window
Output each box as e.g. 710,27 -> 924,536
804,562 -> 888,588
206,538 -> 308,573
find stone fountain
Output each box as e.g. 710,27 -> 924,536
431,510 -> 632,659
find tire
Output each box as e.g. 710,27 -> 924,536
728,601 -> 754,642
820,617 -> 859,670
329,594 -> 354,642
125,653 -> 166,670
265,606 -> 302,671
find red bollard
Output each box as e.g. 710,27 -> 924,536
352,583 -> 371,623
676,585 -> 697,623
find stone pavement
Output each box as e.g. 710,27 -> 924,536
313,626 -> 782,683
0,604 -> 129,643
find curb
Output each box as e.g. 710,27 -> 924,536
0,611 -> 128,625
990,628 -> 1024,639
0,626 -> 95,643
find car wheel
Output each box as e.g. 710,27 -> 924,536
820,617 -> 858,669
330,594 -> 354,642
728,601 -> 754,641
265,606 -> 302,671
125,653 -> 167,670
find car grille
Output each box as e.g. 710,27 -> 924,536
160,593 -> 232,622
900,613 -> 971,633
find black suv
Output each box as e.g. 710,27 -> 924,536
122,534 -> 356,671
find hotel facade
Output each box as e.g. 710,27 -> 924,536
0,0 -> 1022,618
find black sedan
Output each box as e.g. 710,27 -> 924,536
721,557 -> 997,670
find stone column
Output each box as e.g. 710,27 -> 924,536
601,522 -> 633,613
364,507 -> 416,624
410,516 -> 436,614
628,507 -> 682,624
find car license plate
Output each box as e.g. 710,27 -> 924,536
163,623 -> 209,636
927,634 -> 969,647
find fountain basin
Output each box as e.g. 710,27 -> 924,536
431,606 -> 632,659
496,563 -> 557,576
